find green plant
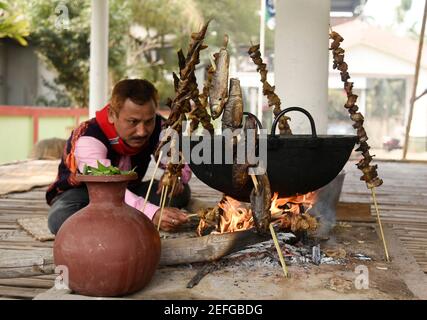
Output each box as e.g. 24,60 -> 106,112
83,161 -> 136,176
0,0 -> 30,45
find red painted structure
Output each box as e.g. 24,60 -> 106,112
0,106 -> 88,144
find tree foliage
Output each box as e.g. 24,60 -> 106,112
18,0 -> 131,108
14,0 -> 267,107
366,78 -> 406,118
0,0 -> 30,46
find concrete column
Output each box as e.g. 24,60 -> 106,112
250,87 -> 258,115
89,0 -> 109,118
274,0 -> 330,134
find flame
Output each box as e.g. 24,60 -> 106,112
270,192 -> 317,218
196,192 -> 318,235
270,192 -> 318,232
218,196 -> 254,233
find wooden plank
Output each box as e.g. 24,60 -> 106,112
336,202 -> 374,222
0,245 -> 53,251
0,285 -> 46,299
33,274 -> 57,280
0,263 -> 55,279
0,241 -> 53,248
0,249 -> 55,279
0,278 -> 53,289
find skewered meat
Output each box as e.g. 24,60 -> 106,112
350,113 -> 364,122
248,44 -> 292,135
190,64 -> 214,134
330,30 -> 383,189
154,22 -> 211,189
196,205 -> 222,236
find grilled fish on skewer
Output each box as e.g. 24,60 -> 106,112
250,174 -> 271,234
209,35 -> 229,119
222,78 -> 243,130
232,114 -> 257,189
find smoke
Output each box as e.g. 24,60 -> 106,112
309,171 -> 346,237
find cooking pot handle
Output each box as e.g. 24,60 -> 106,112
242,112 -> 263,130
271,107 -> 317,138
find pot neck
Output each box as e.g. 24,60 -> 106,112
86,181 -> 128,206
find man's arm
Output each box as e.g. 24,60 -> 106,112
181,163 -> 192,184
74,136 -> 160,219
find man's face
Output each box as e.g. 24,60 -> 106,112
108,98 -> 157,149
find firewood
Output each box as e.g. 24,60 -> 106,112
186,262 -> 221,288
159,229 -> 269,266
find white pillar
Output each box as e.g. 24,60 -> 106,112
89,0 -> 109,118
274,0 -> 330,134
257,0 -> 266,122
250,87 -> 258,115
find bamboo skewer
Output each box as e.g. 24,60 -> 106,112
186,213 -> 199,218
371,187 -> 390,262
157,185 -> 169,231
166,154 -> 183,208
269,223 -> 289,278
250,174 -> 259,193
167,179 -> 177,208
250,174 -> 288,278
156,186 -> 166,231
142,150 -> 163,214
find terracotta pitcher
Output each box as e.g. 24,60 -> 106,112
53,173 -> 161,297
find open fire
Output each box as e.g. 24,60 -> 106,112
196,192 -> 318,236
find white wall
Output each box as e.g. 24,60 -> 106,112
330,44 -> 419,76
328,43 -> 427,140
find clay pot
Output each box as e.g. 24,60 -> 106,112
53,173 -> 161,297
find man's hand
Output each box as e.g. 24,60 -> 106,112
152,207 -> 189,232
156,175 -> 185,197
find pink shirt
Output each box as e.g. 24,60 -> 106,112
74,136 -> 191,220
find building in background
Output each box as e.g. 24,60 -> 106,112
1,0 -> 426,164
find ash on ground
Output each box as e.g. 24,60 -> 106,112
221,232 -> 347,270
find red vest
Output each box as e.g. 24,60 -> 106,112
45,115 -> 162,205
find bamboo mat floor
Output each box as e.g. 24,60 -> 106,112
0,160 -> 426,299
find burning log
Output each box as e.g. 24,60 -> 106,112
195,191 -> 318,237
186,262 -> 221,288
159,229 -> 269,266
247,44 -> 291,135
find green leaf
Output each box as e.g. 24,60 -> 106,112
96,160 -> 109,172
82,161 -> 135,176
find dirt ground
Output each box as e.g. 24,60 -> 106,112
127,223 -> 415,300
